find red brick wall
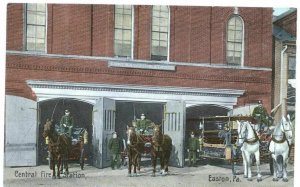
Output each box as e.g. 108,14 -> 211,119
6,3 -> 24,50
92,5 -> 114,57
274,11 -> 297,37
240,8 -> 273,68
6,54 -> 272,111
48,4 -> 92,55
134,5 -> 151,60
5,4 -> 273,112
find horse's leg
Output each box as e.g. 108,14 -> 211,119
60,154 -> 64,174
272,154 -> 278,181
160,153 -> 165,175
137,154 -> 141,175
57,156 -> 62,179
133,154 -> 137,176
64,152 -> 69,176
242,151 -> 247,178
254,149 -> 262,182
128,152 -> 132,177
151,153 -> 157,177
282,152 -> 289,182
245,152 -> 252,181
51,157 -> 56,179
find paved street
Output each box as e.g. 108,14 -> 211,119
4,160 -> 294,187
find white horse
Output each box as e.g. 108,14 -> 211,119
237,120 -> 262,181
269,115 -> 293,182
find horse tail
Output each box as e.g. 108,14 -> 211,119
277,155 -> 283,177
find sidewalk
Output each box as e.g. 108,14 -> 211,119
4,162 -> 294,187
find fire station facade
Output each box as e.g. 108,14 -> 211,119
5,4 -> 273,168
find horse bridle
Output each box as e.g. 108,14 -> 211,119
281,120 -> 293,133
238,121 -> 259,144
272,119 -> 293,144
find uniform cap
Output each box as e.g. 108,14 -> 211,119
112,131 -> 117,135
65,109 -> 70,113
191,131 -> 195,135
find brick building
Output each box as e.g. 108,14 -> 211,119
272,8 -> 297,163
272,8 -> 296,123
5,4 -> 273,168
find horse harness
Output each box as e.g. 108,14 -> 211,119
127,134 -> 144,155
271,122 -> 292,145
239,122 -> 259,145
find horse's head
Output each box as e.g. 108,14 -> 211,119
280,115 -> 293,144
43,119 -> 54,138
236,120 -> 248,146
152,124 -> 162,136
126,126 -> 136,145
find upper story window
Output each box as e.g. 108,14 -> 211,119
26,3 -> 47,52
114,5 -> 133,58
151,5 -> 169,61
226,15 -> 244,66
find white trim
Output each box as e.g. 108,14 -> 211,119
108,60 -> 175,71
167,5 -> 170,62
27,80 -> 244,109
131,5 -> 134,59
6,50 -> 272,71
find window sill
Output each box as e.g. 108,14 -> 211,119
108,60 -> 176,71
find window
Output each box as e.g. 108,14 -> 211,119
114,5 -> 133,58
288,56 -> 296,79
227,16 -> 244,66
151,5 -> 169,61
26,3 -> 47,52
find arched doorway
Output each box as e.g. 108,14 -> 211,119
38,98 -> 93,165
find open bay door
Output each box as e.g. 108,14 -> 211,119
92,97 -> 116,168
163,100 -> 186,167
5,96 -> 37,166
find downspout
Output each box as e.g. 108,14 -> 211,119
280,44 -> 288,116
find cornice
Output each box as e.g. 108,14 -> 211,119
27,80 -> 245,98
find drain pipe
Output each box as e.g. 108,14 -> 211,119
280,44 -> 288,116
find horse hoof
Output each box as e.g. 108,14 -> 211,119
257,178 -> 262,182
52,176 -> 56,179
243,175 -> 247,178
272,178 -> 278,182
247,178 -> 252,181
151,173 -> 156,177
57,176 -> 61,179
283,178 -> 288,182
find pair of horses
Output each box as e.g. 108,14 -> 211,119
126,124 -> 172,177
43,119 -> 71,179
236,115 -> 293,182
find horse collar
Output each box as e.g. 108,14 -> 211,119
271,133 -> 287,144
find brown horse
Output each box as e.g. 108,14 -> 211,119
151,124 -> 172,177
126,126 -> 145,177
43,119 -> 71,179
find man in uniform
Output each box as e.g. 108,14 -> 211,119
60,109 -> 74,136
252,101 -> 270,132
108,132 -> 122,170
187,131 -> 200,167
135,114 -> 153,135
